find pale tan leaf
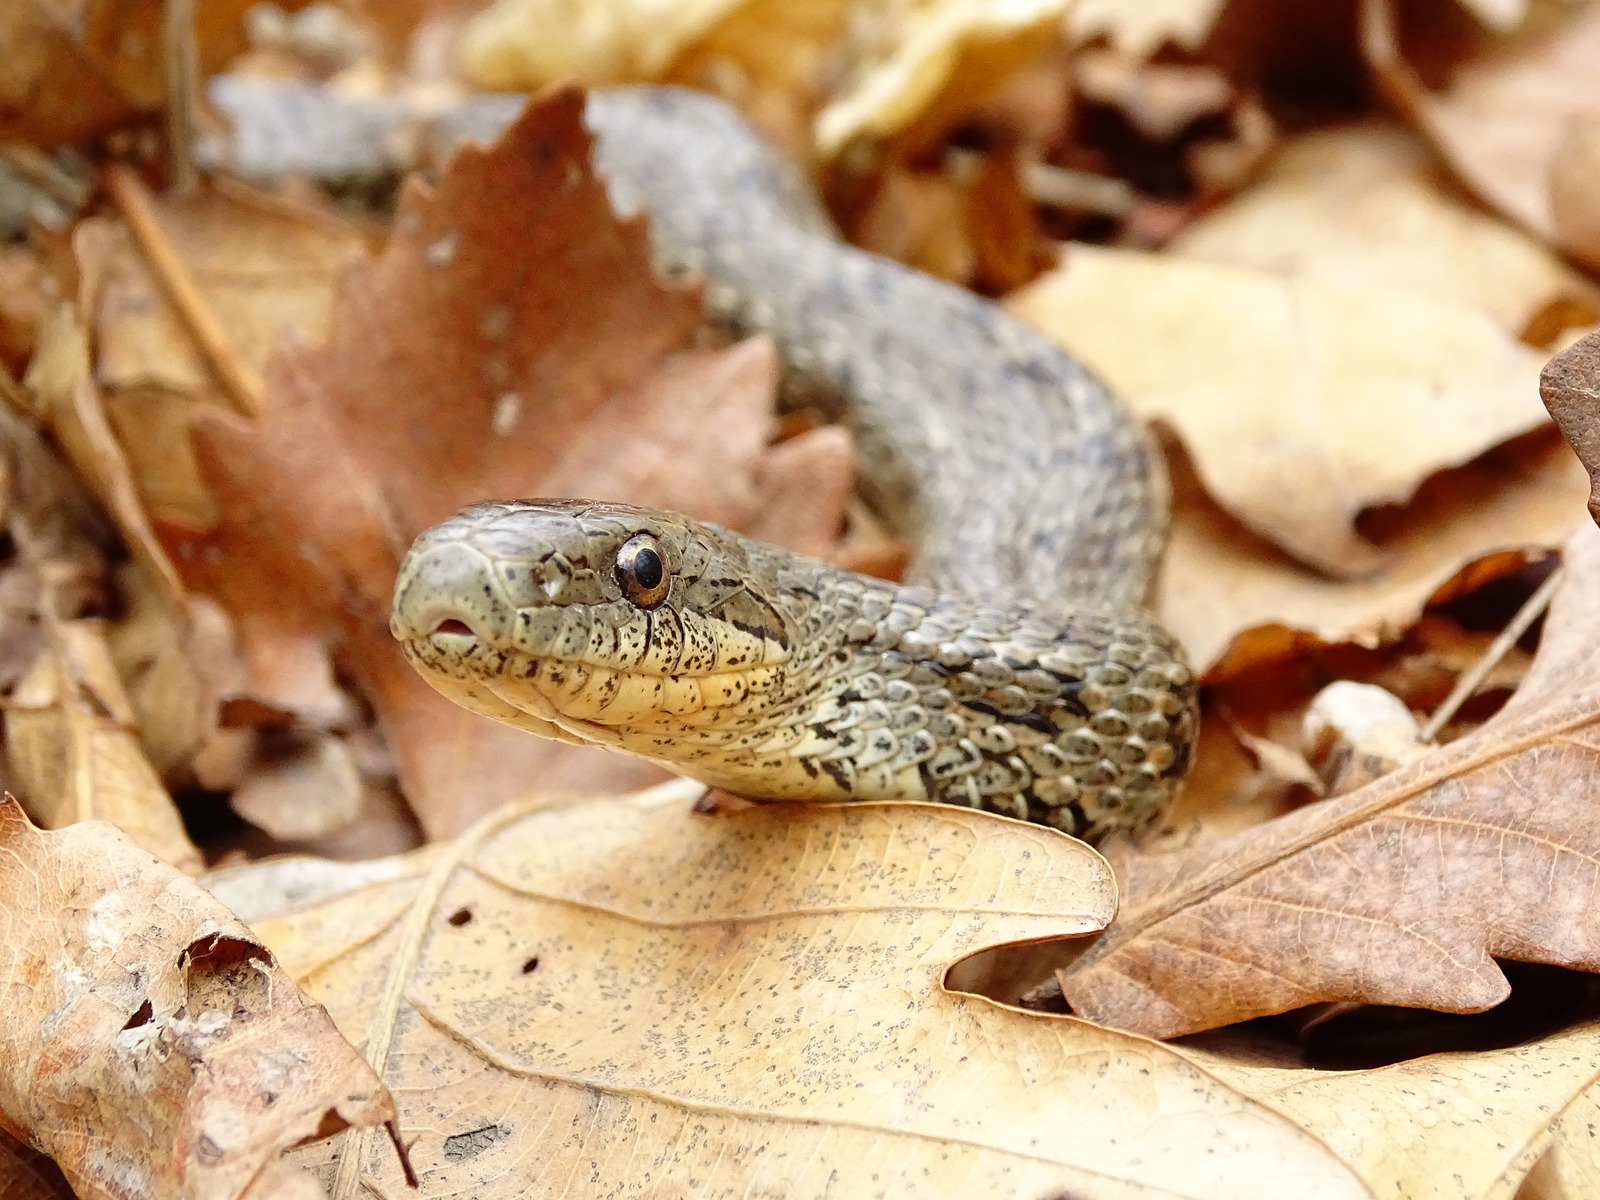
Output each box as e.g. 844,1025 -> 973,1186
1180,1014 -> 1600,1200
1366,0 -> 1600,269
1170,122 -> 1600,342
1008,243 -> 1554,575
1063,0 -> 1231,57
21,304 -> 183,607
7,618 -> 202,873
1059,521 -> 1600,1039
0,796 -> 393,1200
812,0 -> 1070,156
1156,430 -> 1586,677
240,783 -> 1367,1199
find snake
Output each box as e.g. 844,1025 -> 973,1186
388,86 -> 1198,840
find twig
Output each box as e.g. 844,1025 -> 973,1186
1419,564 -> 1563,743
163,0 -> 200,193
0,141 -> 91,212
104,163 -> 265,417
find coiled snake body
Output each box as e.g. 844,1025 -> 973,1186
390,87 -> 1197,839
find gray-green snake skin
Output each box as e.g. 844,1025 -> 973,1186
389,86 -> 1198,839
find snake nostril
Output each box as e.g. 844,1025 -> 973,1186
432,618 -> 475,637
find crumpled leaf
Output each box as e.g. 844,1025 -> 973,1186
1540,327 -> 1600,528
1169,121 -> 1600,343
463,0 -> 1074,163
1177,1012 -> 1600,1200
1063,0 -> 1232,58
157,86 -> 850,837
83,180 -> 368,530
1058,520 -> 1600,1039
1065,0 -> 1524,60
1156,428 -> 1587,678
231,783 -> 1368,1199
0,0 -> 303,147
1365,0 -> 1600,271
1007,242 -> 1553,575
0,795 -> 393,1200
6,616 -> 202,873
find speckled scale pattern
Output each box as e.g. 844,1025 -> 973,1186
390,87 -> 1199,839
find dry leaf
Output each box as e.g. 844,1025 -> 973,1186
1170,122 -> 1600,342
82,182 -> 368,529
811,0 -> 1069,158
21,303 -> 185,610
230,730 -> 363,842
1059,521 -> 1600,1039
0,1131 -> 73,1200
1156,430 -> 1586,678
463,0 -> 1073,165
0,245 -> 52,373
1007,242 -> 1554,575
0,0 -> 294,147
1178,1013 -> 1600,1200
105,563 -> 254,789
1366,0 -> 1600,270
1540,327 -> 1600,528
235,783 -> 1368,1198
1301,680 -> 1429,795
0,402 -> 109,691
0,795 -> 393,1199
7,617 -> 202,873
157,86 -> 850,836
1063,0 -> 1233,58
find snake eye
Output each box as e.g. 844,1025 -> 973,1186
615,533 -> 670,609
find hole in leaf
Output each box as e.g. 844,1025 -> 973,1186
121,999 -> 154,1031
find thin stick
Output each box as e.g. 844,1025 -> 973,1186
1420,564 -> 1563,743
104,163 -> 265,417
163,0 -> 199,193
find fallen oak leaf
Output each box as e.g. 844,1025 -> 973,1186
152,85 -> 853,836
0,795 -> 393,1200
1177,1009 -> 1600,1200
234,783 -> 1368,1199
1059,519 -> 1600,1040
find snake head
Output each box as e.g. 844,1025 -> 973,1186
390,499 -> 802,749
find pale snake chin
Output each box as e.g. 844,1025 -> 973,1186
390,87 -> 1197,840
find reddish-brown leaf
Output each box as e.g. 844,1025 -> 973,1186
157,85 -> 852,837
1059,519 -> 1600,1039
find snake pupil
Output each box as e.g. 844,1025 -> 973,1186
633,548 -> 662,589
616,534 -> 670,608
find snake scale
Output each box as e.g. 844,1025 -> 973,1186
390,86 -> 1198,839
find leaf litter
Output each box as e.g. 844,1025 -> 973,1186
7,2 -> 1600,1197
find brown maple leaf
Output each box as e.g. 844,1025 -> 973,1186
156,85 -> 852,836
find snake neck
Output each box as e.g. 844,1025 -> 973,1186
587,86 -> 1170,614
660,562 -> 1196,838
